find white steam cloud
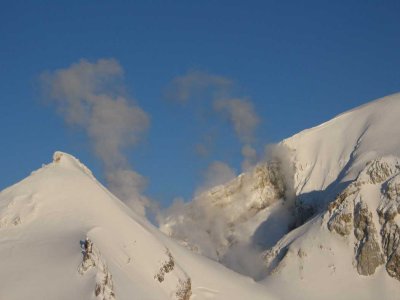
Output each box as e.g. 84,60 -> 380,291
160,143 -> 297,279
161,70 -> 298,280
196,161 -> 236,195
241,144 -> 258,171
213,98 -> 260,144
213,98 -> 260,171
166,71 -> 261,174
264,143 -> 296,205
41,58 -> 150,216
165,70 -> 232,103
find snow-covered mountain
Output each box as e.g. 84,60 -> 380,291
0,152 -> 276,300
161,93 -> 400,299
3,93 -> 400,299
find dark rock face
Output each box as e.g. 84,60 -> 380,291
386,248 -> 400,280
381,222 -> 400,257
154,248 -> 175,283
176,278 -> 192,300
265,157 -> 400,281
78,238 -> 116,300
356,238 -> 384,275
378,174 -> 400,280
326,159 -> 399,277
328,212 -> 353,236
365,159 -> 397,184
354,201 -> 384,275
327,183 -> 360,237
328,192 -> 385,276
327,192 -> 353,237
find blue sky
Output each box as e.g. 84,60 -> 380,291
1,1 -> 400,207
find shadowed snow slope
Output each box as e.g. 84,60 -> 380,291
0,152 -> 275,300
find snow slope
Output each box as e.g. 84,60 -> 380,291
0,152 -> 275,300
285,93 -> 400,195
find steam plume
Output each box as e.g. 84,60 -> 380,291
41,58 -> 150,215
166,71 -> 261,172
213,98 -> 260,171
165,70 -> 232,103
196,161 -> 236,195
213,98 -> 260,144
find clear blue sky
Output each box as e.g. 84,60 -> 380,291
1,1 -> 400,206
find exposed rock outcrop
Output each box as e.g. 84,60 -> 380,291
327,184 -> 358,236
252,162 -> 286,203
378,173 -> 400,280
78,238 -> 116,300
176,278 -> 192,300
153,248 -> 192,300
328,195 -> 384,276
381,221 -> 400,279
160,158 -> 293,267
326,158 -> 398,276
154,248 -> 175,283
353,201 -> 384,275
266,157 -> 400,280
364,158 -> 400,184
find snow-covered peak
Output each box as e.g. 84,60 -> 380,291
0,152 -> 275,300
53,150 -> 88,168
49,151 -> 95,179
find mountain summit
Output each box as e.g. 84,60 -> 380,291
0,152 -> 274,300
